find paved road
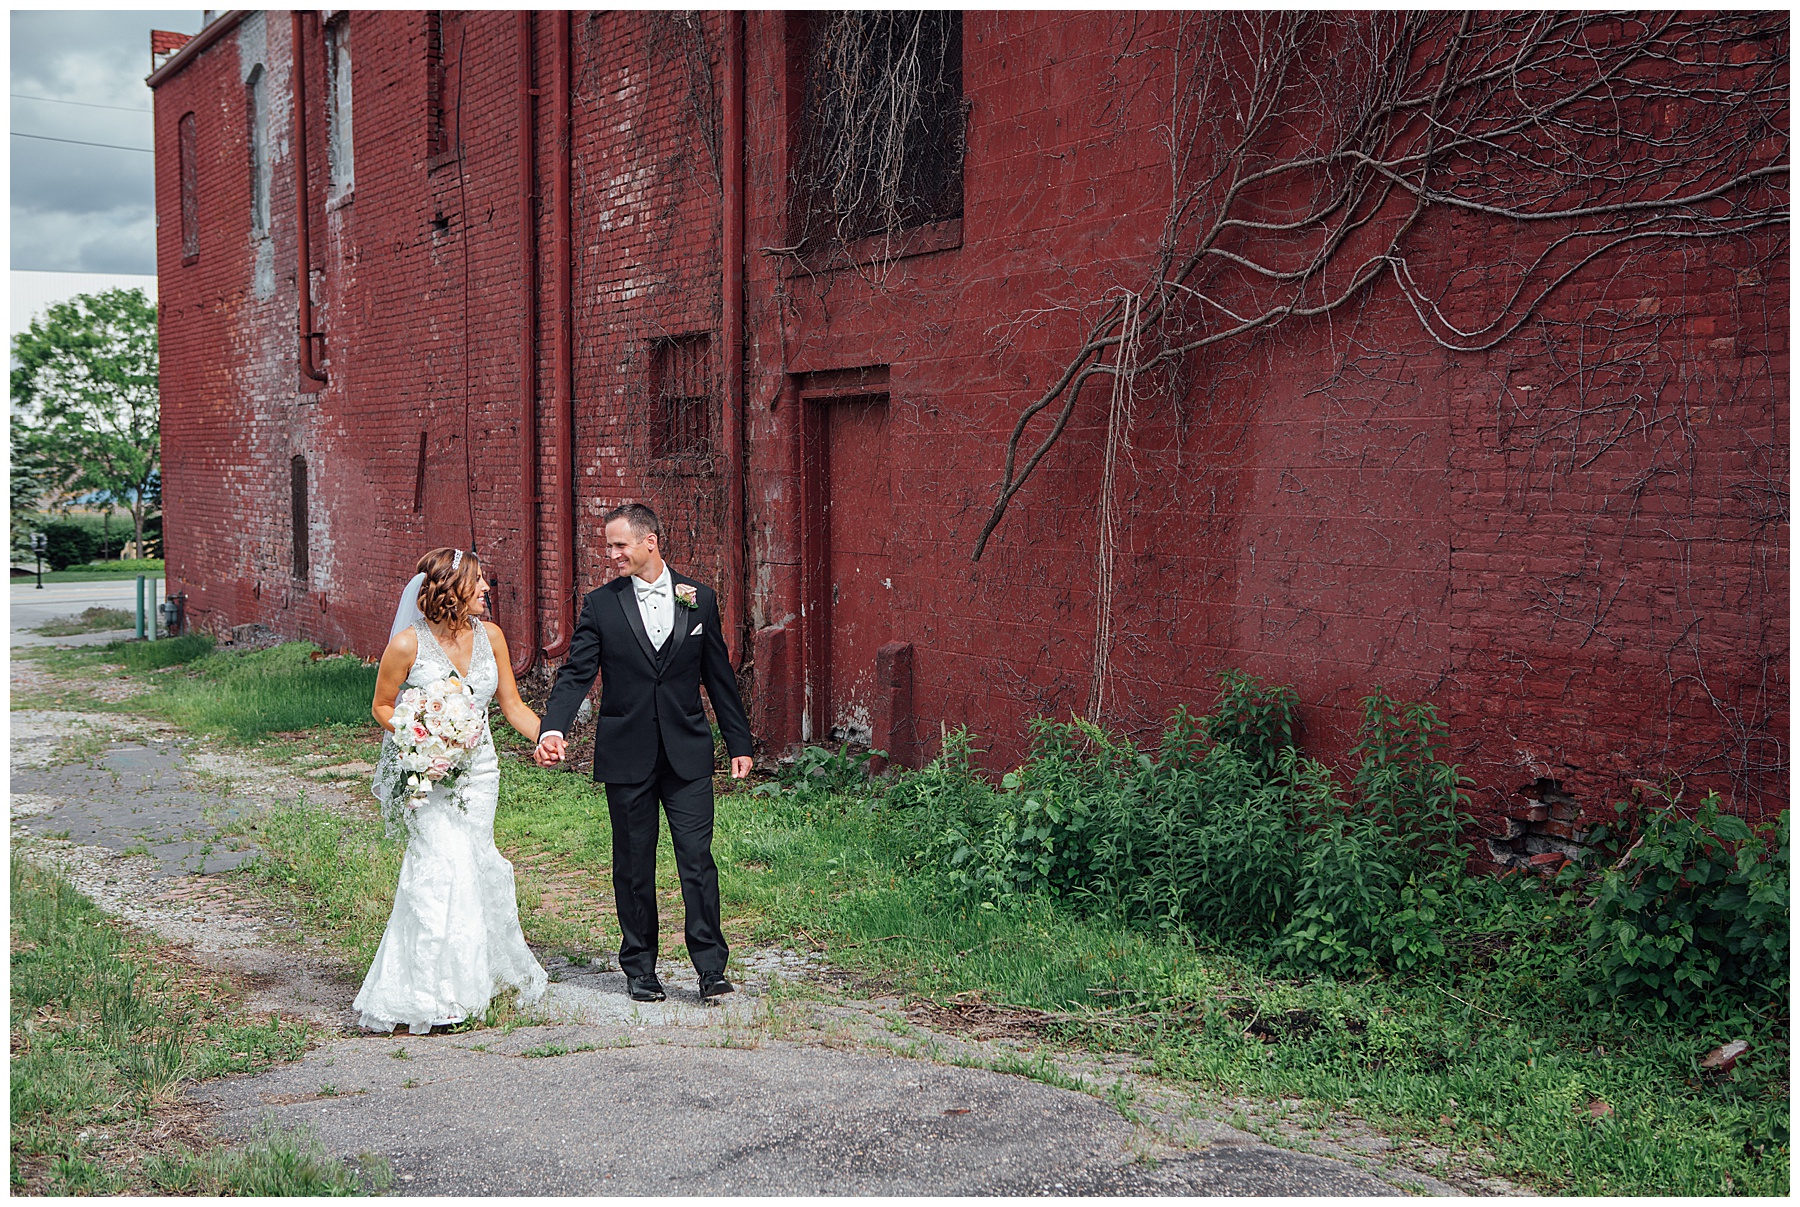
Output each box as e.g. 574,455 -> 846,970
10,578 -> 160,647
192,1029 -> 1409,1196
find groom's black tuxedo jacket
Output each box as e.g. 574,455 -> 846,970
541,571 -> 752,784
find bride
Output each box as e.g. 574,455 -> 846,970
355,547 -> 548,1034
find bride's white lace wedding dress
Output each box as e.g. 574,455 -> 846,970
355,620 -> 547,1033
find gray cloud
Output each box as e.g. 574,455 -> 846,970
11,9 -> 203,272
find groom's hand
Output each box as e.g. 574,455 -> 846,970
535,734 -> 567,767
730,756 -> 753,780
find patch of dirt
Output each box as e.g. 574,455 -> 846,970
908,992 -> 1058,1042
11,658 -> 153,702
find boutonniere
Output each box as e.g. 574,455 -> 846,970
674,583 -> 699,610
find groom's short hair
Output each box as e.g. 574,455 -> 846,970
604,502 -> 660,543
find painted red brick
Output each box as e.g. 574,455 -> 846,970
152,12 -> 1787,832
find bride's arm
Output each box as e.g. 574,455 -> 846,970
484,623 -> 543,744
371,630 -> 420,733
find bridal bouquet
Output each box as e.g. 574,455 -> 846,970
389,675 -> 486,808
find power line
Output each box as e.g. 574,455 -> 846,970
12,93 -> 151,115
12,131 -> 153,153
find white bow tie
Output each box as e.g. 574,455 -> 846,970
635,581 -> 668,599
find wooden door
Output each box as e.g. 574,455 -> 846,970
801,377 -> 893,745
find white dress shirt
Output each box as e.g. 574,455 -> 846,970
634,564 -> 674,650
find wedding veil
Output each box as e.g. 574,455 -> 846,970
390,572 -> 428,639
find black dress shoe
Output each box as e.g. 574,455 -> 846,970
627,974 -> 666,1002
699,971 -> 735,1000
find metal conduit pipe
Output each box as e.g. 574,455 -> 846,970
511,9 -> 541,676
292,10 -> 326,386
543,8 -> 576,662
721,11 -> 747,660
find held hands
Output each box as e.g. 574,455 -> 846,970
534,733 -> 567,768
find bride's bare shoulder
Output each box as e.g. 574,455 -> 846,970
383,628 -> 420,661
481,620 -> 508,648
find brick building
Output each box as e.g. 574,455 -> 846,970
149,12 -> 1787,846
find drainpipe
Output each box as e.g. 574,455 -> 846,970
292,10 -> 326,387
544,9 -> 576,661
512,9 -> 540,676
722,11 -> 746,660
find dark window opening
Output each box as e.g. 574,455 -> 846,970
179,111 -> 200,262
790,11 -> 964,249
412,431 -> 428,512
426,11 -> 464,164
291,455 -> 310,579
651,334 -> 715,460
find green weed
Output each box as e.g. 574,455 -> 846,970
9,858 -> 354,1194
235,798 -> 402,965
30,606 -> 136,636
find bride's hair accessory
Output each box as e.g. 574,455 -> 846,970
451,548 -> 463,571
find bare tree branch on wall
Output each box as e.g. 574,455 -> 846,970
973,11 -> 1788,558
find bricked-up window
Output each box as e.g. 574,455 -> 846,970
651,334 -> 715,460
291,455 -> 309,579
791,11 -> 964,249
179,111 -> 199,262
425,11 -> 464,162
246,65 -> 270,238
325,15 -> 354,195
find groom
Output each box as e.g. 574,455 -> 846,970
534,502 -> 753,1002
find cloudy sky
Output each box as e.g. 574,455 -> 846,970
12,9 -> 204,274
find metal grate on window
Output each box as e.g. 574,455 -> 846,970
650,334 -> 715,460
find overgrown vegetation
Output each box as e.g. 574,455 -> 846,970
9,858 -> 384,1194
727,670 -> 1788,1194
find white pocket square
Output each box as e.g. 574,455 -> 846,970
690,623 -> 703,635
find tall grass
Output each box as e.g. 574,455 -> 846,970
236,801 -> 404,965
147,643 -> 378,736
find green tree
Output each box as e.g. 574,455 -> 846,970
10,289 -> 160,556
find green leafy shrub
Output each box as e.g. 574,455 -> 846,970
752,742 -> 885,802
889,672 -> 1476,976
1585,795 -> 1788,1017
1350,688 -> 1471,878
38,520 -> 99,571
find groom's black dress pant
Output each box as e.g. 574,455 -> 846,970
605,740 -> 727,980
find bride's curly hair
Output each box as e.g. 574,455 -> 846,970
415,548 -> 482,627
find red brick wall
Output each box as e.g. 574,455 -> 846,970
155,12 -> 1787,827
